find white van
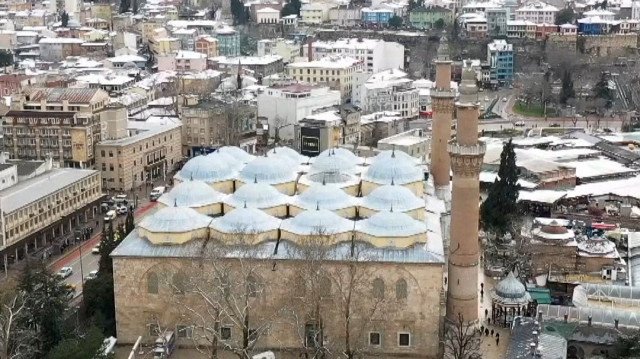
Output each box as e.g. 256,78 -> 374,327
150,186 -> 166,201
104,210 -> 116,222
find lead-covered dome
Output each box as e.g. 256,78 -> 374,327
158,180 -> 225,211
363,152 -> 423,185
176,154 -> 237,183
577,236 -> 617,256
532,220 -> 575,242
238,156 -> 297,185
281,208 -> 353,236
266,146 -> 307,166
138,206 -> 212,244
211,207 -> 281,234
310,150 -> 357,175
224,181 -> 289,209
361,184 -> 424,212
494,272 -> 527,299
356,210 -> 427,238
292,182 -> 356,211
217,146 -> 255,163
206,150 -> 243,170
367,149 -> 420,165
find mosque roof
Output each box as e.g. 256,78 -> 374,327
157,180 -> 225,208
175,154 -> 237,183
206,150 -> 243,170
355,210 -> 427,237
266,146 -> 308,165
138,206 -> 212,234
362,151 -> 424,185
292,182 -> 357,211
309,150 -> 358,175
210,207 -> 281,234
217,146 -> 256,163
280,208 -> 354,235
238,156 -> 297,184
224,180 -> 289,209
360,184 -> 424,212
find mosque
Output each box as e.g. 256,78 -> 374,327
111,36 -> 485,357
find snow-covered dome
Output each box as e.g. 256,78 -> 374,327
577,236 -> 617,256
494,272 -> 527,299
238,156 -> 297,184
310,150 -> 357,175
211,207 -> 281,234
363,151 -> 423,185
314,148 -> 364,166
217,146 -> 255,163
367,149 -> 420,165
281,209 -> 353,235
306,170 -> 356,184
139,206 -> 212,233
356,210 -> 427,238
266,146 -> 307,166
225,180 -> 289,209
206,150 -> 243,170
177,155 -> 236,183
360,184 -> 424,212
158,180 -> 225,209
293,182 -> 356,211
533,220 -> 575,242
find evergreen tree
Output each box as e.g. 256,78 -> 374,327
388,15 -> 403,28
118,0 -> 130,13
125,211 -> 135,235
480,138 -> 520,235
47,326 -> 112,359
83,276 -> 116,337
231,0 -> 249,25
281,0 -> 301,17
17,261 -> 71,355
594,72 -> 613,109
98,223 -> 116,274
554,8 -> 575,25
0,50 -> 14,68
132,0 -> 138,14
613,329 -> 640,358
559,71 -> 575,105
60,11 -> 69,27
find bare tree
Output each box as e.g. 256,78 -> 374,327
0,285 -> 35,359
443,313 -> 481,359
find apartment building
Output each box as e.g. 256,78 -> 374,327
0,74 -> 35,96
216,55 -> 284,78
214,27 -> 240,57
257,38 -> 300,64
352,69 -> 419,119
287,56 -> 363,100
194,35 -> 219,58
294,106 -> 361,156
38,37 -> 84,61
328,5 -> 362,26
150,37 -> 181,56
305,38 -> 404,74
95,106 -> 182,192
3,88 -> 110,168
0,162 -> 102,272
157,50 -> 208,72
487,39 -> 514,84
515,1 -> 558,24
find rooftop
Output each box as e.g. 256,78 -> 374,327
24,87 -> 105,104
287,56 -> 361,69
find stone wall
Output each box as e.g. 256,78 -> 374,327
581,34 -> 638,57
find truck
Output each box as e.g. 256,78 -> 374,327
149,186 -> 166,201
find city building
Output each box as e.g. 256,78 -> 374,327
0,161 -> 102,272
256,7 -> 280,24
507,20 -> 537,38
352,69 -> 419,119
194,35 -> 219,58
328,5 -> 362,26
294,106 -> 361,156
287,56 -> 364,100
103,54 -> 147,69
95,106 -> 183,192
4,87 -> 110,168
361,8 -> 394,25
300,3 -> 331,24
305,38 -> 404,74
38,37 -> 84,61
215,56 -> 284,78
0,74 -> 35,96
214,27 -> 240,57
409,5 -> 454,30
157,50 -> 208,72
487,39 -> 514,84
377,129 -> 429,160
486,8 -> 508,36
150,37 -> 181,56
515,1 -> 558,24
257,83 -> 341,141
257,38 -> 300,64
170,28 -> 197,51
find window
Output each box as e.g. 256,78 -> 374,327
305,323 -> 322,348
100,150 -> 105,157
247,275 -> 259,297
177,325 -> 193,338
220,326 -> 232,340
398,332 -> 410,347
372,278 -> 385,299
147,272 -> 159,294
108,151 -> 113,157
395,279 -> 408,300
369,332 -> 381,346
173,272 -> 186,294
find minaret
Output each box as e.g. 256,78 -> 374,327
446,64 -> 486,323
429,33 -> 454,199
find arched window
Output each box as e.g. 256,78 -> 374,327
247,275 -> 259,297
372,278 -> 385,299
147,271 -> 159,294
395,278 -> 408,300
173,271 -> 186,294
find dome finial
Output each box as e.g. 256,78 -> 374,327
322,174 -> 326,186
190,173 -> 193,181
254,174 -> 258,184
390,204 -> 394,212
174,199 -> 177,207
331,148 -> 335,155
391,145 -> 396,158
391,177 -> 395,186
316,201 -> 320,211
244,200 -> 247,208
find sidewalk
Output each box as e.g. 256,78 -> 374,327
477,261 -> 510,358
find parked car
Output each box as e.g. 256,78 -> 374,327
85,270 -> 98,281
502,97 -> 508,102
57,267 -> 73,279
117,205 -> 128,215
113,194 -> 128,205
515,121 -> 526,127
104,210 -> 116,222
150,186 -> 166,201
92,243 -> 101,254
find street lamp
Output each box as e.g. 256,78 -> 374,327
78,242 -> 85,293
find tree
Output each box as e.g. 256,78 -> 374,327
132,0 -> 138,14
443,313 -> 481,359
125,211 -> 135,236
83,275 -> 116,337
480,138 -> 520,236
98,223 -> 117,274
60,11 -> 69,27
555,8 -> 575,25
0,50 -> 13,68
231,0 -> 249,25
434,18 -> 445,30
559,70 -> 575,105
47,326 -> 112,359
594,72 -> 613,109
281,0 -> 301,17
17,261 -> 71,355
0,281 -> 36,359
118,0 -> 130,13
613,329 -> 640,358
388,15 -> 403,28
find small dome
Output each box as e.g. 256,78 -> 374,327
363,152 -> 423,185
577,237 -> 616,255
238,156 -> 297,185
494,272 -> 527,299
361,184 -> 424,212
306,170 -> 356,184
293,182 -> 356,211
317,148 -> 364,165
225,181 -> 289,209
138,206 -> 212,234
310,150 -> 357,175
211,207 -> 281,234
267,146 -> 307,165
217,146 -> 255,163
177,155 -> 236,183
541,220 -> 569,235
158,180 -> 225,208
356,210 -> 427,238
368,150 -> 420,165
281,209 -> 353,235
206,151 -> 243,170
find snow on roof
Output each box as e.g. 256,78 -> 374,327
217,55 -> 282,65
287,56 -> 361,69
518,190 -> 567,204
516,1 -> 558,12
39,37 -> 84,44
479,171 -> 537,189
107,54 -> 146,63
566,175 -> 640,199
562,158 -> 637,179
311,38 -> 386,51
174,50 -> 207,60
256,7 -> 280,12
304,110 -> 342,123
281,208 -> 354,235
76,73 -> 134,86
583,9 -> 615,16
559,23 -> 578,28
356,210 -> 427,238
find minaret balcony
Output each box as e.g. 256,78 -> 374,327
431,88 -> 455,98
447,141 -> 486,156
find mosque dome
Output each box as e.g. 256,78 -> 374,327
494,272 -> 527,299
316,148 -> 364,165
360,184 -> 424,212
363,151 -> 423,185
310,150 -> 357,175
211,207 -> 281,234
281,208 -> 353,235
177,155 -> 237,183
368,149 -> 420,165
206,150 -> 243,170
266,146 -> 308,166
238,156 -> 297,184
217,146 -> 255,163
533,220 -> 575,242
577,236 -> 617,256
356,210 -> 427,237
224,180 -> 289,209
138,206 -> 212,235
158,180 -> 225,209
293,182 -> 356,211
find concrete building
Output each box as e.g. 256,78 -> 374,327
515,1 -> 558,24
257,83 -> 342,141
38,37 -> 84,61
214,27 -> 240,57
256,7 -> 280,24
287,56 -> 363,100
487,39 -> 514,84
0,162 -> 102,273
215,56 -> 284,78
157,50 -> 208,72
95,106 -> 182,192
257,38 -> 300,64
429,36 -> 454,196
194,35 -> 219,58
328,5 -> 362,26
446,65 -> 485,323
486,8 -> 508,36
4,87 -> 110,168
377,128 -> 429,160
361,8 -> 394,25
352,69 -> 419,119
409,5 -> 454,29
150,37 -> 181,56
300,3 -> 331,24
305,38 -> 404,74
294,106 -> 361,156
0,74 -> 35,96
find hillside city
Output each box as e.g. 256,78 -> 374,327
0,0 -> 639,358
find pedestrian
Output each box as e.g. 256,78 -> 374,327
480,289 -> 484,298
496,337 -> 499,346
485,308 -> 489,318
481,325 -> 485,333
481,282 -> 484,290
491,329 -> 494,336
488,317 -> 491,325
485,329 -> 489,336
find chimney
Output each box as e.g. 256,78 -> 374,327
588,316 -> 592,326
307,37 -> 314,62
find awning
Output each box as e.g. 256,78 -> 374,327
528,288 -> 552,304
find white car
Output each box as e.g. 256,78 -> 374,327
502,97 -> 508,102
92,244 -> 101,254
57,267 -> 73,279
515,121 -> 526,127
117,205 -> 128,215
85,270 -> 98,281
